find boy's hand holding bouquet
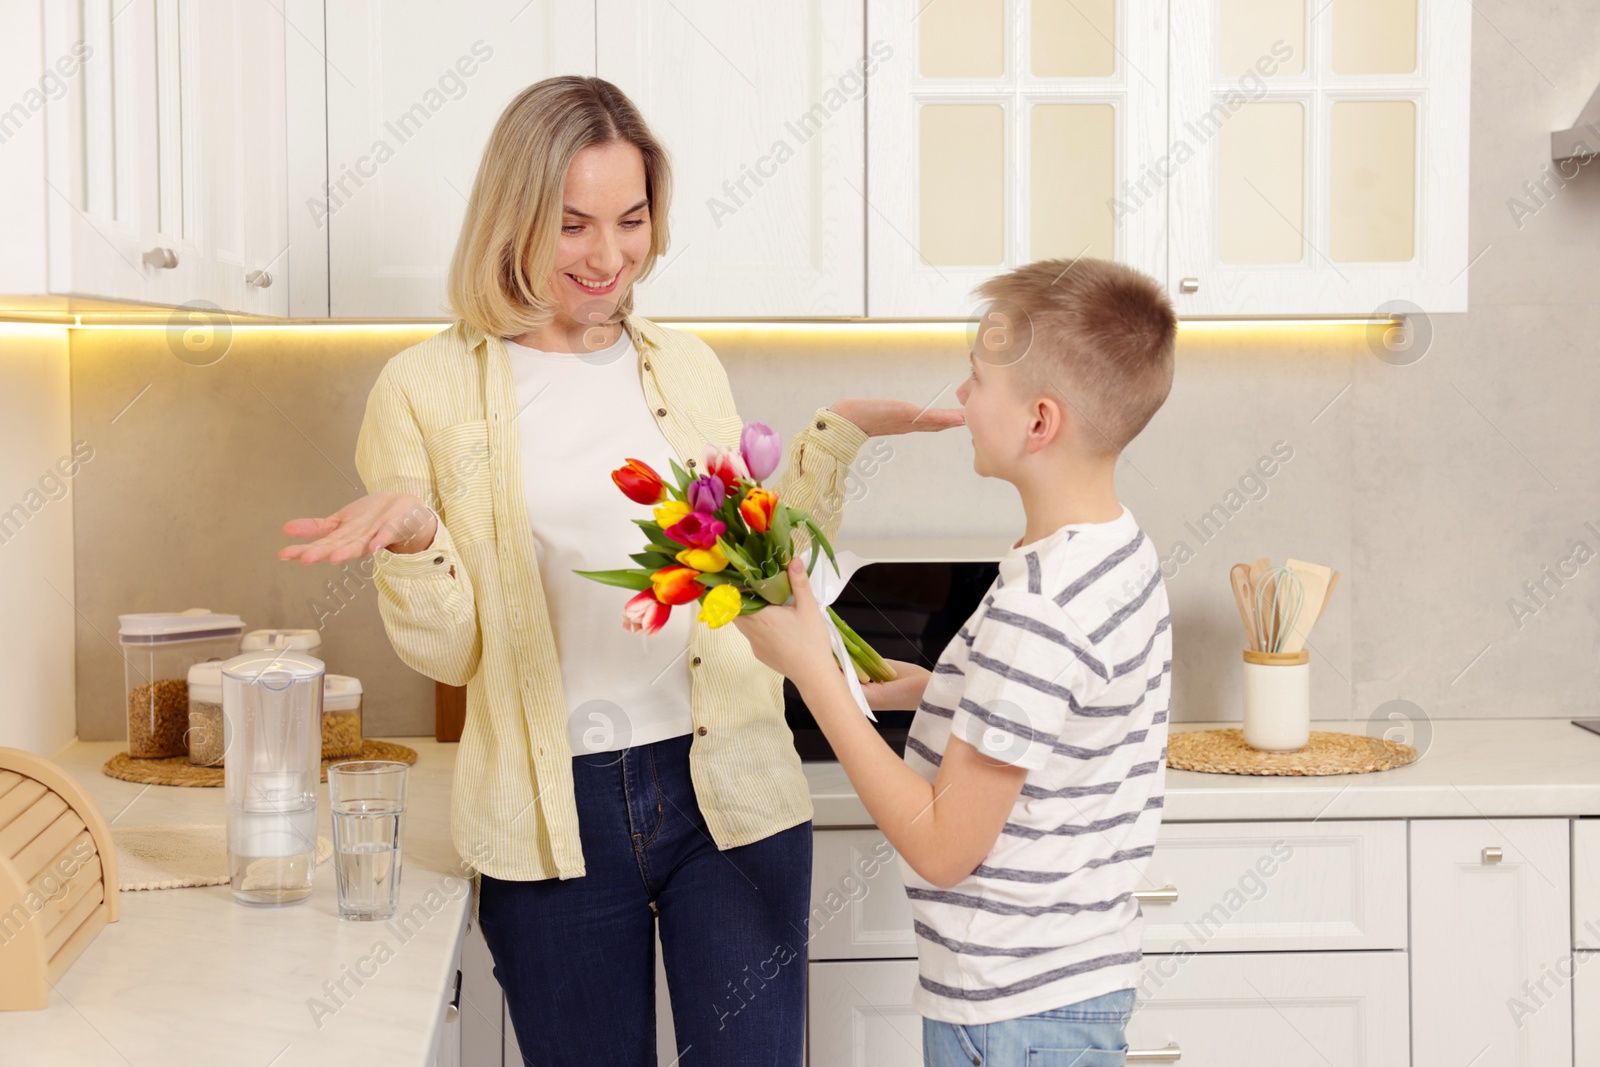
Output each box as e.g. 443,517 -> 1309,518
574,421 -> 896,697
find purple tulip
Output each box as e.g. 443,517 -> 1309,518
687,474 -> 726,513
740,422 -> 782,482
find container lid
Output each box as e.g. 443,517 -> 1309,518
221,649 -> 326,683
323,674 -> 363,711
241,628 -> 323,651
187,661 -> 225,703
119,609 -> 244,644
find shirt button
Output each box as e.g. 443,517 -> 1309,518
696,726 -> 707,736
656,407 -> 667,417
433,555 -> 444,564
686,459 -> 696,468
643,361 -> 651,371
815,418 -> 827,430
691,656 -> 702,667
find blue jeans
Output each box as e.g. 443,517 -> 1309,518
477,731 -> 812,1066
922,988 -> 1137,1067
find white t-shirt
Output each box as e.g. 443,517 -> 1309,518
503,329 -> 694,754
899,505 -> 1171,1024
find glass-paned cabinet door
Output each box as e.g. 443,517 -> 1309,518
1167,0 -> 1470,315
866,0 -> 1168,317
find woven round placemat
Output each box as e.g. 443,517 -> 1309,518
1167,729 -> 1418,776
102,739 -> 419,788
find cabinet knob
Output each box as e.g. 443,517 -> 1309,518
1482,846 -> 1503,864
245,269 -> 273,288
1133,885 -> 1179,904
1128,1042 -> 1182,1061
142,246 -> 178,270
1179,277 -> 1199,293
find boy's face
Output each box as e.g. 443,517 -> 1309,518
955,341 -> 1030,480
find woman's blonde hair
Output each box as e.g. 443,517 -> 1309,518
447,76 -> 672,339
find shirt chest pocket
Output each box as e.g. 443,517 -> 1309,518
426,419 -> 495,546
685,408 -> 744,451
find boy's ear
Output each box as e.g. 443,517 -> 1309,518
1026,394 -> 1066,454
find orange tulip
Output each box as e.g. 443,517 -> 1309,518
650,565 -> 704,606
740,488 -> 778,533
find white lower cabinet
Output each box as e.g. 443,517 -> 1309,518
1577,952 -> 1600,1065
1129,951 -> 1409,1065
1409,819 -> 1572,1067
810,952 -> 1409,1066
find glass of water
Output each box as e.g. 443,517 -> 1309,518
327,760 -> 408,921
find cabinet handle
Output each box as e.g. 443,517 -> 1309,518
1133,885 -> 1178,904
142,247 -> 178,270
1128,1042 -> 1182,1061
246,269 -> 273,288
1482,846 -> 1503,864
445,967 -> 462,1023
1178,277 -> 1199,293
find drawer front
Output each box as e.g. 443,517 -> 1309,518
1139,821 -> 1408,952
1130,951 -> 1410,1065
808,953 -> 1409,1067
812,821 -> 1408,961
1576,819 -> 1600,949
809,830 -> 914,960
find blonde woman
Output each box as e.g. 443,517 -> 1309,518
281,77 -> 962,1065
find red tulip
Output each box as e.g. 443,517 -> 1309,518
612,458 -> 665,505
740,488 -> 778,533
623,590 -> 671,634
663,511 -> 726,550
702,443 -> 751,489
650,566 -> 704,606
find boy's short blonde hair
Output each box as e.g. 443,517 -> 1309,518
973,258 -> 1177,455
447,76 -> 672,340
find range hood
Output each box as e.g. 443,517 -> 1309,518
1553,81 -> 1600,162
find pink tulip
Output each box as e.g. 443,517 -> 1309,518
740,422 -> 782,482
623,590 -> 671,634
687,474 -> 726,513
663,511 -> 726,550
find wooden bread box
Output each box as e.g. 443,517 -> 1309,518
0,747 -> 120,1011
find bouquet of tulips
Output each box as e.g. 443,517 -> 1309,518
574,421 -> 896,684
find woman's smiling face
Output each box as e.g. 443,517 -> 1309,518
547,139 -> 653,332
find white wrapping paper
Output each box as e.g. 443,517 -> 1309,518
794,549 -> 878,722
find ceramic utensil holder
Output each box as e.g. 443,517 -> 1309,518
1242,648 -> 1311,751
0,747 -> 120,1011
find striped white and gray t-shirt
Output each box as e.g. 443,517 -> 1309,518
899,505 -> 1171,1025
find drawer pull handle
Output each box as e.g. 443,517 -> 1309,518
245,269 -> 273,288
1482,846 -> 1503,864
1133,885 -> 1178,904
1129,1042 -> 1181,1061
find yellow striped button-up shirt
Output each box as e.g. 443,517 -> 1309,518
354,312 -> 867,881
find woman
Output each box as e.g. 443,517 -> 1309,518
281,76 -> 962,1065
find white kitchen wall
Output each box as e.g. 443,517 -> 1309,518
0,326 -> 77,756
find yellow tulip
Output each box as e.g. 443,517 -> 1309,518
698,583 -> 743,629
654,499 -> 690,528
674,543 -> 729,574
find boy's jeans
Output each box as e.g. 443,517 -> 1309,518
922,987 -> 1137,1066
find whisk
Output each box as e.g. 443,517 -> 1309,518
1252,565 -> 1305,653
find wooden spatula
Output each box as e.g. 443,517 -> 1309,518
1230,563 -> 1258,651
1281,558 -> 1332,653
1315,570 -> 1340,625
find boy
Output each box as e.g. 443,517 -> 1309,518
736,257 -> 1176,1066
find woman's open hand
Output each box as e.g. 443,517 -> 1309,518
828,398 -> 964,438
279,492 -> 437,565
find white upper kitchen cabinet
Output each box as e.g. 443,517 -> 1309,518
322,1 -> 595,319
1167,0 -> 1471,315
865,0 -> 1169,318
596,0 -> 866,318
0,0 -> 289,316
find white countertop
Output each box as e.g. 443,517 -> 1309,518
804,718 -> 1600,826
0,739 -> 467,1067
10,718 -> 1598,1064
